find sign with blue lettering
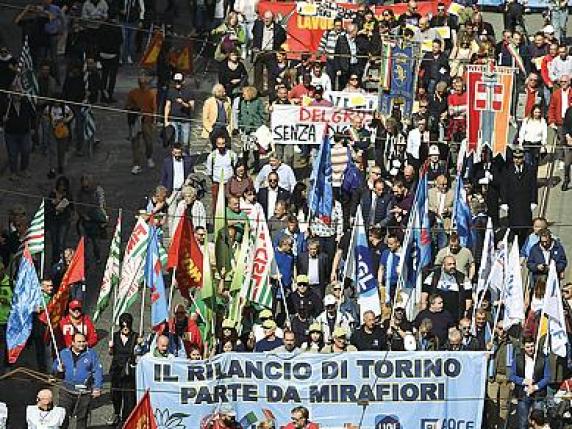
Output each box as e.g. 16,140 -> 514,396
137,352 -> 487,429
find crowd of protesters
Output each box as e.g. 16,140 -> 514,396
1,0 -> 572,427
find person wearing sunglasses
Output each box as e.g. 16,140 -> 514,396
284,406 -> 318,429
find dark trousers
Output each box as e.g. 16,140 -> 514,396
111,374 -> 136,422
59,389 -> 91,429
4,132 -> 31,174
100,56 -> 119,100
254,52 -> 275,95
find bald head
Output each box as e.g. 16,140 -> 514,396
263,10 -> 274,25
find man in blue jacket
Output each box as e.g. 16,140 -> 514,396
509,336 -> 551,429
53,332 -> 103,429
527,229 -> 567,285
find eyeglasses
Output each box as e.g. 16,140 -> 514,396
268,179 -> 278,183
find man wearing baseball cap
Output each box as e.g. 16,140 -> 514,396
254,319 -> 283,352
253,308 -> 284,342
320,326 -> 357,353
315,294 -> 354,344
59,300 -> 98,349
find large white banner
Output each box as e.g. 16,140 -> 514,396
325,91 -> 378,111
271,105 -> 373,145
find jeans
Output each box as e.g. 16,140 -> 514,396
4,132 -> 31,174
173,121 -> 191,149
516,396 -> 543,429
551,8 -> 568,43
122,24 -> 137,61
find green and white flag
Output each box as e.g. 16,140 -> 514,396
240,205 -> 273,308
94,212 -> 122,322
19,200 -> 44,256
227,223 -> 251,327
113,218 -> 149,324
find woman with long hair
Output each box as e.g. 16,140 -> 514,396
107,313 -> 138,426
518,103 -> 547,175
300,323 -> 325,352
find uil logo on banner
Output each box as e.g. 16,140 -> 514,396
375,415 -> 400,429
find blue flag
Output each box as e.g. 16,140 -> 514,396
309,134 -> 333,225
453,174 -> 475,248
6,246 -> 42,363
346,206 -> 381,317
400,171 -> 432,289
145,227 -> 169,329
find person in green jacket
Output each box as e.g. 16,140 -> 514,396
238,86 -> 266,172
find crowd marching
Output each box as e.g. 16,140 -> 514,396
1,0 -> 572,427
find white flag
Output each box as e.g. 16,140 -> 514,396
489,230 -> 509,295
502,239 -> 525,330
113,218 -> 149,324
543,261 -> 568,357
476,217 -> 494,296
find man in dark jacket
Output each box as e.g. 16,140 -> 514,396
509,336 -> 551,429
360,178 -> 394,227
500,148 -> 537,247
419,39 -> 450,94
3,92 -> 36,180
160,143 -> 194,194
98,15 -> 123,103
296,240 -> 329,299
257,171 -> 291,220
351,310 -> 386,351
252,10 -> 286,95
333,23 -> 369,90
287,275 -> 323,318
527,229 -> 567,283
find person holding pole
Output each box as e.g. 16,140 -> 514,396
509,335 -> 551,429
53,332 -> 103,429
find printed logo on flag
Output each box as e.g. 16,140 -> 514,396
375,415 -> 401,429
474,79 -> 504,112
420,419 -> 441,429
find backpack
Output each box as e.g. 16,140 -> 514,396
341,149 -> 362,194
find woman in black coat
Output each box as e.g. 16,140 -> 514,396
108,313 -> 138,426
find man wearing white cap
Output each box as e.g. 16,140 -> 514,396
164,73 -> 195,150
315,294 -> 354,344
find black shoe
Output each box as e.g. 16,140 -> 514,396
562,180 -> 569,192
47,169 -> 56,179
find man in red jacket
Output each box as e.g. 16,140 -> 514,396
548,75 -> 572,174
58,299 -> 98,348
166,304 -> 203,357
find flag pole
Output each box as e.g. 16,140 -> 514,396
168,268 -> 177,315
40,200 -> 45,278
139,282 -> 146,337
41,295 -> 62,367
277,276 -> 291,327
109,208 -> 122,337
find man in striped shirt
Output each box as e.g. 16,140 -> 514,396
318,17 -> 345,90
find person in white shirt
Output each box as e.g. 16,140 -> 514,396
254,153 -> 296,192
406,117 -> 429,168
518,104 -> 547,173
549,45 -> 572,83
172,185 -> 207,234
26,389 -> 66,429
205,133 -> 238,208
310,62 -> 332,93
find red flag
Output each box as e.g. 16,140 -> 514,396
139,31 -> 164,69
167,215 -> 203,298
39,238 -> 85,327
123,390 -> 157,429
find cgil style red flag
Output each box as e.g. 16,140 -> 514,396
167,214 -> 203,298
39,237 -> 85,327
123,390 -> 157,429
